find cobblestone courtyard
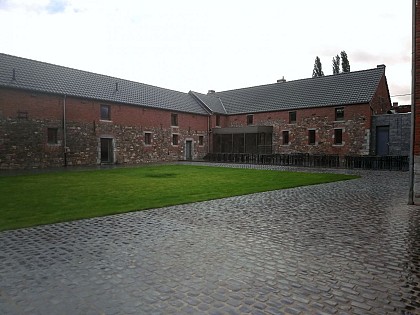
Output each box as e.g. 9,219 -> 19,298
0,164 -> 419,314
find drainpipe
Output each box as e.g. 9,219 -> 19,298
63,94 -> 68,167
207,115 -> 211,155
409,0 -> 416,205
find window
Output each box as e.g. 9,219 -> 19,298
216,114 -> 221,127
199,136 -> 204,146
335,107 -> 344,121
144,132 -> 152,145
172,134 -> 179,145
47,128 -> 58,144
100,105 -> 111,120
308,129 -> 316,145
17,111 -> 28,120
282,131 -> 289,145
334,128 -> 343,145
247,114 -> 254,125
171,113 -> 178,126
289,111 -> 296,123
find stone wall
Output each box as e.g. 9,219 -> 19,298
0,88 -> 209,169
371,113 -> 411,156
0,118 -> 64,169
225,103 -> 374,159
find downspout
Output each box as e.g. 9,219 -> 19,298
63,94 -> 68,167
409,0 -> 416,204
208,114 -> 211,155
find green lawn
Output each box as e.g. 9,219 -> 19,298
0,165 -> 358,231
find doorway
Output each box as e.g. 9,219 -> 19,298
185,140 -> 193,160
100,138 -> 114,163
376,126 -> 389,156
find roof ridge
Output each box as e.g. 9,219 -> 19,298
213,66 -> 385,94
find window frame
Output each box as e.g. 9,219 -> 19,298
334,128 -> 343,145
308,129 -> 316,145
171,113 -> 178,126
144,132 -> 152,145
335,107 -> 345,121
47,128 -> 58,145
247,114 -> 254,125
215,114 -> 221,127
282,130 -> 289,145
100,104 -> 111,121
172,134 -> 179,146
289,111 -> 296,124
198,135 -> 204,146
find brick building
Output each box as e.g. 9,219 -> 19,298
0,53 -> 391,169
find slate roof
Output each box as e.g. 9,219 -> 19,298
191,66 -> 387,115
0,53 -> 387,117
0,53 -> 209,115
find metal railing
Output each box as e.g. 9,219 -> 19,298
205,153 -> 340,168
344,155 -> 409,171
204,153 -> 409,171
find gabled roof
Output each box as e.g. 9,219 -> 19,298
0,53 -> 388,117
0,53 -> 209,115
188,91 -> 227,114
191,66 -> 387,115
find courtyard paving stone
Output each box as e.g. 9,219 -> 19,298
0,163 -> 420,314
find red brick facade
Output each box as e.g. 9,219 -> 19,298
0,64 -> 391,170
0,87 -> 209,169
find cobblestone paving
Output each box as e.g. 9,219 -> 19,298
1,163 -> 420,314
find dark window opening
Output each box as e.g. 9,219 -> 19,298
335,108 -> 344,121
144,133 -> 152,145
171,113 -> 178,126
17,111 -> 28,120
199,136 -> 204,146
47,128 -> 58,144
289,111 -> 296,123
247,114 -> 254,125
172,134 -> 179,145
216,114 -> 221,127
334,129 -> 343,144
282,131 -> 289,145
308,130 -> 316,145
100,105 -> 111,120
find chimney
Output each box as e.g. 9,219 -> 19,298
392,102 -> 399,107
208,90 -> 215,94
277,76 -> 286,83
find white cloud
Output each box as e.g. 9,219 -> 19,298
0,0 -> 413,105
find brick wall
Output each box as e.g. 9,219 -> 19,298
0,87 -> 209,169
224,103 -> 373,157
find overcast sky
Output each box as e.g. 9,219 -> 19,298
0,0 -> 413,105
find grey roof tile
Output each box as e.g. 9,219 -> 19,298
193,67 -> 387,115
0,53 -> 387,117
188,91 -> 227,114
0,53 -> 209,115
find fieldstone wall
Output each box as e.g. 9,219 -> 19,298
0,118 -> 64,169
0,117 -> 208,169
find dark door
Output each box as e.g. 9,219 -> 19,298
376,126 -> 389,156
185,140 -> 192,160
100,138 -> 113,163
